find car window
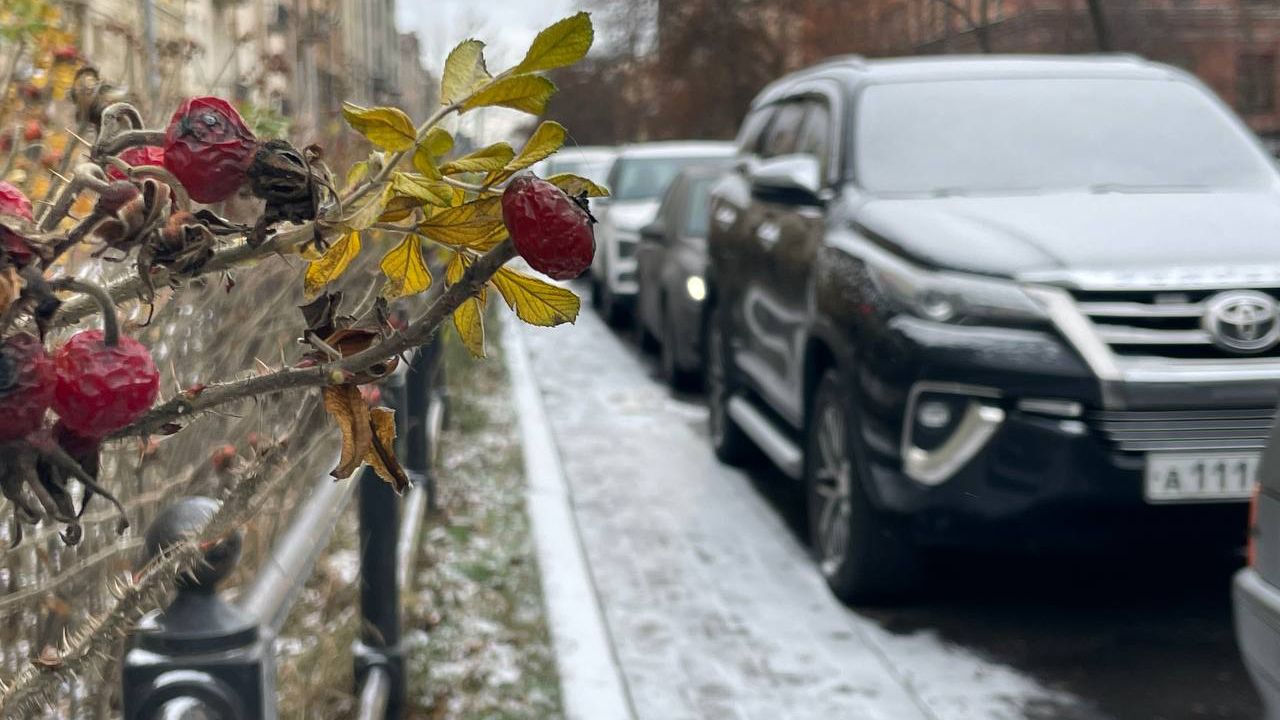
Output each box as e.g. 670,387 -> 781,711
760,102 -> 807,159
683,176 -> 715,238
609,154 -> 728,201
795,100 -> 832,173
659,177 -> 685,239
736,106 -> 775,155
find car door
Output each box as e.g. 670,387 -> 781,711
637,178 -> 684,335
734,99 -> 812,425
764,92 -> 838,424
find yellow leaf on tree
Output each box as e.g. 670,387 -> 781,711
342,185 -> 391,231
391,172 -> 453,207
345,160 -> 369,191
323,384 -> 373,479
366,406 -> 410,492
461,75 -> 556,115
546,172 -> 610,198
378,195 -> 421,223
379,234 -> 432,300
512,12 -> 595,75
420,198 -> 505,248
440,143 -> 514,175
441,39 -> 490,106
452,297 -> 486,358
413,128 -> 453,180
491,266 -> 580,327
487,121 -> 565,184
304,231 -> 362,297
342,103 -> 416,152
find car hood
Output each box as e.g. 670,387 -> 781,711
855,191 -> 1280,278
602,199 -> 661,232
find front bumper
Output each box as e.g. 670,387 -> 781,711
858,316 -> 1263,546
1235,568 -> 1280,719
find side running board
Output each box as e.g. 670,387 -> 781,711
727,396 -> 804,480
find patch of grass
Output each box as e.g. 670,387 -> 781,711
404,314 -> 564,719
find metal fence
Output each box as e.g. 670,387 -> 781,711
118,340 -> 444,720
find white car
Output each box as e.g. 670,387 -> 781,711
591,141 -> 735,324
530,145 -> 617,185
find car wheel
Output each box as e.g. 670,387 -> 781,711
705,305 -> 751,464
807,369 -> 921,605
590,275 -> 603,310
635,304 -> 659,353
660,302 -> 698,392
601,282 -> 629,327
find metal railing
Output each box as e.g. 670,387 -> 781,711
118,339 -> 445,720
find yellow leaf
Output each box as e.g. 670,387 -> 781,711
546,172 -> 610,197
378,195 -> 421,223
487,121 -> 565,184
512,12 -> 595,75
342,186 -> 391,231
366,407 -> 410,492
446,251 -> 487,300
491,267 -> 580,327
413,128 -> 453,180
323,385 -> 373,479
342,103 -> 417,152
391,172 -> 453,207
441,39 -> 490,106
461,75 -> 556,115
419,198 -> 505,248
304,231 -> 362,297
379,234 -> 432,299
452,297 -> 486,358
441,143 -> 515,175
344,160 -> 369,191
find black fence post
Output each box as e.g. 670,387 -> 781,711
122,497 -> 274,720
406,342 -> 442,509
353,373 -> 407,718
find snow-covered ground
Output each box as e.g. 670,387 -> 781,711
505,305 -> 1095,720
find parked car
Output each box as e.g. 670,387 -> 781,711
1236,419 -> 1280,720
635,163 -> 734,388
706,54 -> 1280,603
592,141 -> 735,325
530,145 -> 616,186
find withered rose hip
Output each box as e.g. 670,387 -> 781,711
0,181 -> 34,223
106,145 -> 165,181
0,333 -> 55,442
501,176 -> 595,281
53,329 -> 159,439
162,96 -> 258,204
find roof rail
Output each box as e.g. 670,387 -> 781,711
808,53 -> 868,71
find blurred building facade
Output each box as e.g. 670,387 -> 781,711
55,0 -> 435,138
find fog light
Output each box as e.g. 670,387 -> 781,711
686,276 -> 707,302
917,401 -> 952,429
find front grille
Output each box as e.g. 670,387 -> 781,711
1090,407 -> 1276,452
1070,287 -> 1280,359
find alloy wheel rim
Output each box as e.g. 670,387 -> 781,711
813,402 -> 852,577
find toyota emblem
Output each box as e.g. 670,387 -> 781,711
1203,290 -> 1280,354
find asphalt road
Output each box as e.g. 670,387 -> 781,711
514,283 -> 1263,720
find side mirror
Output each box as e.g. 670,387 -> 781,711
749,154 -> 823,205
639,221 -> 665,243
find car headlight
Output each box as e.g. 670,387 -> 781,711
870,258 -> 1046,325
685,275 -> 707,301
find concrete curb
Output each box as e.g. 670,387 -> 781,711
503,317 -> 636,720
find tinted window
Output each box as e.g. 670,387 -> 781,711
610,155 -> 727,201
760,102 -> 807,158
737,106 -> 775,155
795,100 -> 832,171
856,78 -> 1276,194
683,177 -> 716,237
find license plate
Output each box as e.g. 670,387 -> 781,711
1144,452 -> 1258,503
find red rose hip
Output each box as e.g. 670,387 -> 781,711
162,96 -> 258,204
0,181 -> 34,223
501,176 -> 595,280
0,333 -> 55,441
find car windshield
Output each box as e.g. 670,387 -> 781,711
855,78 -> 1277,195
611,155 -> 725,201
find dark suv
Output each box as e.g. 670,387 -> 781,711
705,55 -> 1280,603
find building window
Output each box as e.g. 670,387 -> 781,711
1239,52 -> 1276,114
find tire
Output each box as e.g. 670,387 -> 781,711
590,275 -> 603,310
705,305 -> 751,464
601,283 -> 629,327
635,305 -> 659,353
807,369 -> 921,605
660,302 -> 698,391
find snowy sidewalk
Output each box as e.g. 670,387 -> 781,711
505,304 -> 1084,720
